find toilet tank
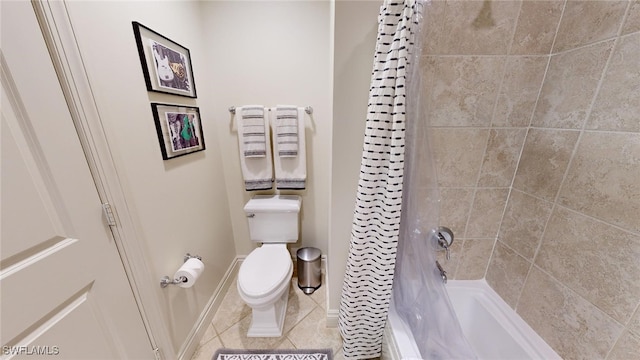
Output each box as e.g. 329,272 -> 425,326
244,195 -> 301,243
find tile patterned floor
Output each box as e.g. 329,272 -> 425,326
190,275 -> 345,360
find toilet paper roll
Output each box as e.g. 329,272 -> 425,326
174,258 -> 205,288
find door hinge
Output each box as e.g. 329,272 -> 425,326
153,348 -> 162,360
101,202 -> 116,226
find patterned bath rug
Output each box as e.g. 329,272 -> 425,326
212,348 -> 332,360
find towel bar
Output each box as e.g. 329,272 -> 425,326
229,106 -> 313,115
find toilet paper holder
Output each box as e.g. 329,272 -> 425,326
160,253 -> 202,288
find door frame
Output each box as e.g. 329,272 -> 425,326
31,1 -> 174,358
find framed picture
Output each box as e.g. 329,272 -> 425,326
151,103 -> 205,160
132,21 -> 197,98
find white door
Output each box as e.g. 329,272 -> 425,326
1,2 -> 152,359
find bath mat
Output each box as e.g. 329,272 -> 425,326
212,348 -> 332,360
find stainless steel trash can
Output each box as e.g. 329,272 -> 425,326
297,247 -> 321,295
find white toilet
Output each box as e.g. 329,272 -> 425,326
237,195 -> 301,337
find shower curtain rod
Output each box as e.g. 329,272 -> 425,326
228,105 -> 313,115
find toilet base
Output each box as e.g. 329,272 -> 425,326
246,286 -> 289,337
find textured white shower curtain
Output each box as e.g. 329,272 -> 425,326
338,1 -> 422,358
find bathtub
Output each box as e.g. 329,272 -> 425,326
383,280 -> 561,360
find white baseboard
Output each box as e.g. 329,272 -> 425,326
177,257 -> 242,360
326,308 -> 340,328
323,254 -> 339,328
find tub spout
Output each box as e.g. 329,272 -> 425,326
436,260 -> 447,284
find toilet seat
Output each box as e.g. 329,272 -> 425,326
238,245 -> 292,299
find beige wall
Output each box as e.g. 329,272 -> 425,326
422,1 -> 640,359
328,0 -> 381,317
65,1 -> 236,355
200,1 -> 332,257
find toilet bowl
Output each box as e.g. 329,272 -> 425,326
237,244 -> 293,337
237,195 -> 301,337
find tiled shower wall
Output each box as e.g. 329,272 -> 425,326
425,1 -> 640,359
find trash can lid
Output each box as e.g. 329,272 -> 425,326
297,247 -> 321,261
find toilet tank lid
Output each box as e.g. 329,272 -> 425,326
244,195 -> 301,212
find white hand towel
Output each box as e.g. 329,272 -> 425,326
236,105 -> 273,190
239,106 -> 267,157
274,106 -> 299,157
270,106 -> 306,190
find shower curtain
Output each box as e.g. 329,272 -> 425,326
339,0 -> 476,359
338,1 -> 423,358
390,0 -> 477,353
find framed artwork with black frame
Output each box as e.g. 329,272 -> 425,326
151,103 -> 205,160
132,21 -> 197,98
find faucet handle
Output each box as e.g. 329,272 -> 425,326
433,226 -> 454,260
436,260 -> 448,284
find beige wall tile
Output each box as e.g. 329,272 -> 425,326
417,5 -> 640,357
432,128 -> 490,187
455,239 -> 494,280
513,129 -> 579,201
623,0 -> 640,35
553,0 -> 628,53
535,206 -> 640,323
407,132 -> 440,229
434,0 -> 521,55
431,3 -> 640,358
607,331 -> 640,360
493,56 -> 548,127
429,57 -> 506,127
437,240 -> 462,279
517,267 -> 624,360
439,188 -> 474,237
532,41 -> 614,129
629,306 -> 640,337
510,1 -> 564,55
587,32 -> 640,132
420,0 -> 446,55
486,241 -> 531,308
466,188 -> 510,238
478,129 -> 527,187
498,189 -> 553,260
420,56 -> 438,116
558,132 -> 640,233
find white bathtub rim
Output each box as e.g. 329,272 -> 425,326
448,279 -> 560,360
385,304 -> 421,359
384,279 -> 561,360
